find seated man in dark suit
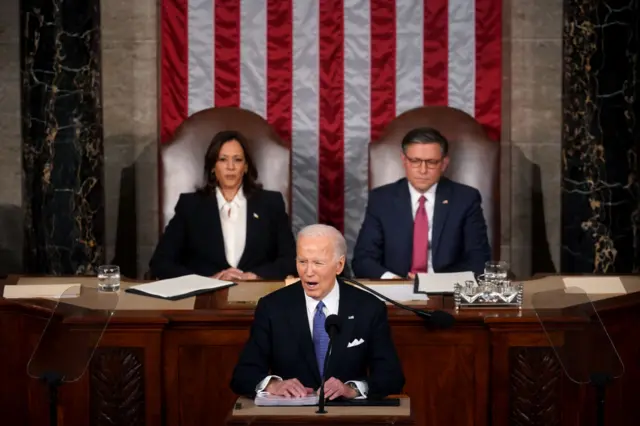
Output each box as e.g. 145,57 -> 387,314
352,127 -> 491,279
149,130 -> 296,281
230,224 -> 405,400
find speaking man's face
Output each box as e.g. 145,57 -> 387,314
296,235 -> 345,300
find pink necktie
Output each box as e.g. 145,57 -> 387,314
411,195 -> 429,273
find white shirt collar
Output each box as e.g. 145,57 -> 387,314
215,186 -> 246,211
304,279 -> 340,317
408,180 -> 437,208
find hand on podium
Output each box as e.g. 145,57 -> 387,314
265,378 -> 314,398
212,268 -> 259,281
318,377 -> 358,400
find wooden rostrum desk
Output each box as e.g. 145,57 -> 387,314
1,274 -> 639,426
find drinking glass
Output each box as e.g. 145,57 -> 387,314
98,265 -> 121,292
484,260 -> 509,283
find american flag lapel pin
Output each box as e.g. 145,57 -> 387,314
253,212 -> 259,219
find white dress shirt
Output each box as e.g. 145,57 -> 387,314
215,187 -> 247,268
381,181 -> 437,278
256,280 -> 368,398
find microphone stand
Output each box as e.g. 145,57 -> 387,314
316,335 -> 335,414
591,372 -> 612,426
341,277 -> 454,328
41,371 -> 64,426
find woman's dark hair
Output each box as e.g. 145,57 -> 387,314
198,130 -> 262,197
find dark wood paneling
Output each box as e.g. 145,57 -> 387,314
2,282 -> 640,426
164,329 -> 248,426
90,348 -> 145,426
509,347 -> 561,426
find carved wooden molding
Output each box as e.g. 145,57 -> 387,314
90,348 -> 145,426
509,347 -> 561,426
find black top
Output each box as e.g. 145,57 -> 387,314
149,189 -> 297,280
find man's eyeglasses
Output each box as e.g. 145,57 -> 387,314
404,156 -> 443,169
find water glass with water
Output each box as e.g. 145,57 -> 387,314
98,265 -> 121,292
484,260 -> 509,283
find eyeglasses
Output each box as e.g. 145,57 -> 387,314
404,155 -> 443,169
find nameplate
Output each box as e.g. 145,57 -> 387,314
3,284 -> 81,299
563,277 -> 626,295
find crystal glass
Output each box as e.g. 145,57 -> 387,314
453,274 -> 523,309
484,260 -> 509,283
98,265 -> 120,292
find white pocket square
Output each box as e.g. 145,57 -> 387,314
347,338 -> 364,348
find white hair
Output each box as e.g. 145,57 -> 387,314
297,224 -> 347,260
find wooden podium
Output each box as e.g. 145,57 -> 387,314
2,274 -> 640,425
225,396 -> 414,425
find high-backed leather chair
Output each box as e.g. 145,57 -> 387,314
369,106 -> 500,258
159,107 -> 290,229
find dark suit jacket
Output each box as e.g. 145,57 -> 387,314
229,279 -> 405,398
352,177 -> 491,278
149,189 -> 297,280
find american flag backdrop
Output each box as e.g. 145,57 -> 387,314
160,0 -> 502,254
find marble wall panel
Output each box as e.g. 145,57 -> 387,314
562,0 -> 640,273
20,0 -> 104,274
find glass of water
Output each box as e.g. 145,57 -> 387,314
484,260 -> 509,283
98,265 -> 121,292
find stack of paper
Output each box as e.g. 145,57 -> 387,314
254,392 -> 318,406
3,284 -> 81,299
125,274 -> 236,301
417,271 -> 476,293
353,284 -> 428,302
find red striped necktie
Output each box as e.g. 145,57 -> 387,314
411,195 -> 429,273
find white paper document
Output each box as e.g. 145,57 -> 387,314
3,284 -> 81,299
254,392 -> 318,406
357,284 -> 428,302
563,277 -> 627,295
125,274 -> 235,300
417,271 -> 476,293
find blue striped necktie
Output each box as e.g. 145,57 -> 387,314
313,301 -> 330,377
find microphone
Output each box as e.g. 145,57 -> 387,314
317,314 -> 342,414
341,277 -> 455,329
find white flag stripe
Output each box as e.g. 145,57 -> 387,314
291,0 -> 320,233
343,0 -> 371,258
187,0 -> 215,115
396,0 -> 424,114
179,0 -> 488,240
239,0 -> 267,119
448,0 -> 476,115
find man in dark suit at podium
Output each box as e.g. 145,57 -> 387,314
352,127 -> 491,278
230,224 -> 405,400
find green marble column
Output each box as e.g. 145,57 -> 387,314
21,0 -> 105,274
562,0 -> 640,273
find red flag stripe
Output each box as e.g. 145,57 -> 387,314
318,0 -> 345,232
475,0 -> 502,141
267,0 -> 293,147
160,0 -> 188,143
214,0 -> 241,107
370,0 -> 396,142
423,0 -> 449,106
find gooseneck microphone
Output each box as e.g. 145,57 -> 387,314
317,314 -> 342,414
341,277 -> 455,329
